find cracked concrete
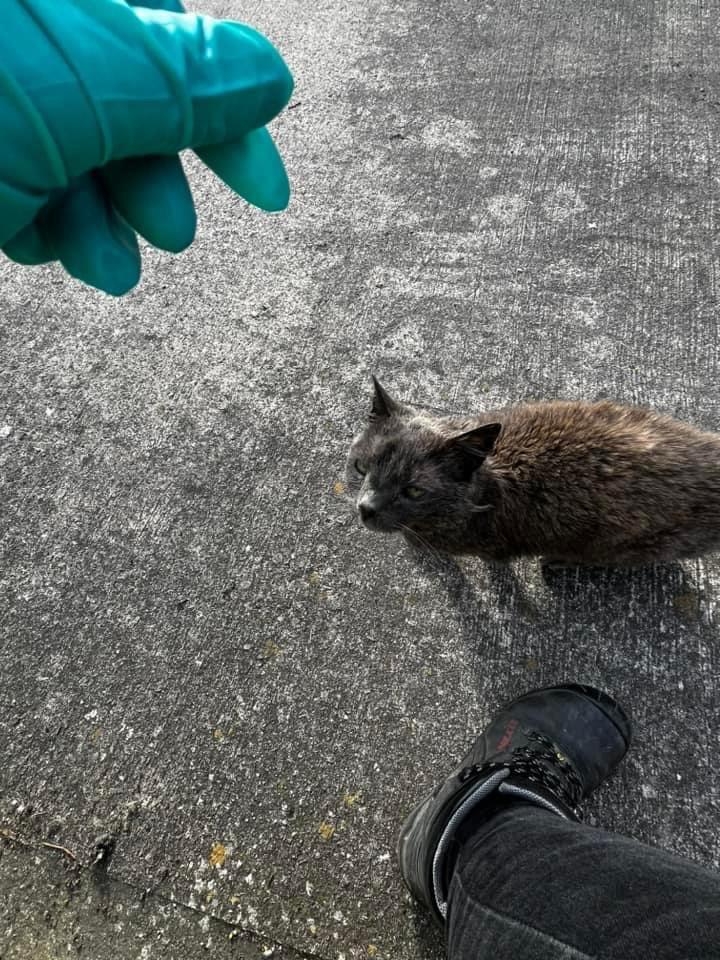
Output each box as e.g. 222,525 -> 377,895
0,833 -> 310,959
1,0 -> 720,957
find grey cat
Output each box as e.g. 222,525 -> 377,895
345,378 -> 720,566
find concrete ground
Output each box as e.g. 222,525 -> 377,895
1,0 -> 720,957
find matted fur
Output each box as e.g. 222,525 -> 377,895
345,379 -> 720,566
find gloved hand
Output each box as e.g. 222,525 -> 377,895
0,0 -> 294,295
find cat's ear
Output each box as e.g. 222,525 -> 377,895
445,423 -> 502,480
448,423 -> 502,457
370,377 -> 400,420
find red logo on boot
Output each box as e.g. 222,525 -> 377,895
496,718 -> 519,752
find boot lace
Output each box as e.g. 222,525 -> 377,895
459,729 -> 584,809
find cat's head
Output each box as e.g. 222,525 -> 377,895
345,378 -> 501,536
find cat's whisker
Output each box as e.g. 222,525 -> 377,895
396,523 -> 447,568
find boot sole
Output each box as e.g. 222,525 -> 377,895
397,793 -> 444,924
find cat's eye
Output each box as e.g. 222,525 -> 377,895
354,459 -> 367,476
404,485 -> 425,499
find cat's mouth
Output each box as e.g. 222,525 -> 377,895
357,509 -> 397,534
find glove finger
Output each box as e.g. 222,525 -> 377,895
39,176 -> 141,296
2,222 -> 55,265
196,127 -> 291,212
100,154 -> 196,253
16,3 -> 294,167
127,1 -> 185,10
129,10 -> 295,152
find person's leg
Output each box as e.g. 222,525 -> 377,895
397,683 -> 720,960
448,804 -> 720,960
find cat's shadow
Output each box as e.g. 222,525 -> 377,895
407,542 -> 519,616
405,540 -> 714,683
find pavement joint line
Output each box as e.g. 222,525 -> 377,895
0,830 -> 323,960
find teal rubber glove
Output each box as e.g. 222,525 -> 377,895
0,0 -> 294,295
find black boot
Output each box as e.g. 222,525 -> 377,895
397,683 -> 631,925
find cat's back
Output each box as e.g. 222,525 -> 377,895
484,399 -> 720,479
474,399 -> 720,562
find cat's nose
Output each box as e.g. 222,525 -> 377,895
359,502 -> 377,522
